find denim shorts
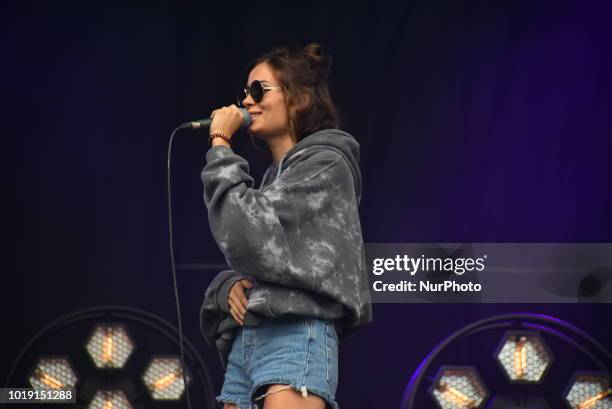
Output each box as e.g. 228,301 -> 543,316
216,317 -> 340,409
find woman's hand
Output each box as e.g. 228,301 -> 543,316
228,279 -> 253,326
210,105 -> 246,141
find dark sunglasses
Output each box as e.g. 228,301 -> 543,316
237,80 -> 282,106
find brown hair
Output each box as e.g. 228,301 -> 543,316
246,42 -> 340,141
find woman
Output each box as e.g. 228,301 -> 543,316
200,43 -> 372,409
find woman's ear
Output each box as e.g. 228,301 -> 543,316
295,88 -> 312,112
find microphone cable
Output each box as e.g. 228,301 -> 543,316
166,125 -> 193,409
165,108 -> 254,409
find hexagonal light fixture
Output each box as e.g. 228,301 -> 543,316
495,331 -> 553,384
142,356 -> 191,400
85,324 -> 135,369
565,372 -> 611,409
428,366 -> 489,409
28,357 -> 78,389
88,390 -> 132,409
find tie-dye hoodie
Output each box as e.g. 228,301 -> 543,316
199,128 -> 373,367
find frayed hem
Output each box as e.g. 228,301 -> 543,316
215,395 -> 259,409
250,379 -> 340,409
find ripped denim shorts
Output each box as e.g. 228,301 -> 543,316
216,317 -> 340,409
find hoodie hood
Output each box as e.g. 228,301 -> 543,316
260,128 -> 363,203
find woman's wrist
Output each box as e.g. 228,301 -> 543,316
210,131 -> 232,147
211,137 -> 231,147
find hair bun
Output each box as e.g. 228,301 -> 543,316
303,42 -> 332,71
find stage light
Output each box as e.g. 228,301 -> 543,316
142,356 -> 191,400
495,331 -> 552,383
428,366 -> 488,409
85,324 -> 135,369
28,357 -> 78,389
565,372 -> 611,409
402,313 -> 612,409
5,306 -> 216,408
88,390 -> 132,409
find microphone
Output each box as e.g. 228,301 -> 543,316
180,107 -> 251,130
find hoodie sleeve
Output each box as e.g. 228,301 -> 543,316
201,144 -> 348,291
199,269 -> 243,346
212,270 -> 249,314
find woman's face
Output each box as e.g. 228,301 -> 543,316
243,62 -> 291,139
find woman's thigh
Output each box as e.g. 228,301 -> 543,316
261,384 -> 326,409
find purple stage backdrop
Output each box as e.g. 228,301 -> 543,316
5,2 -> 612,408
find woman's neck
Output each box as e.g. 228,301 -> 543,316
266,133 -> 297,165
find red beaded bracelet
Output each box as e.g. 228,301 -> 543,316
209,131 -> 232,145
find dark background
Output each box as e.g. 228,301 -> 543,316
5,1 -> 612,408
